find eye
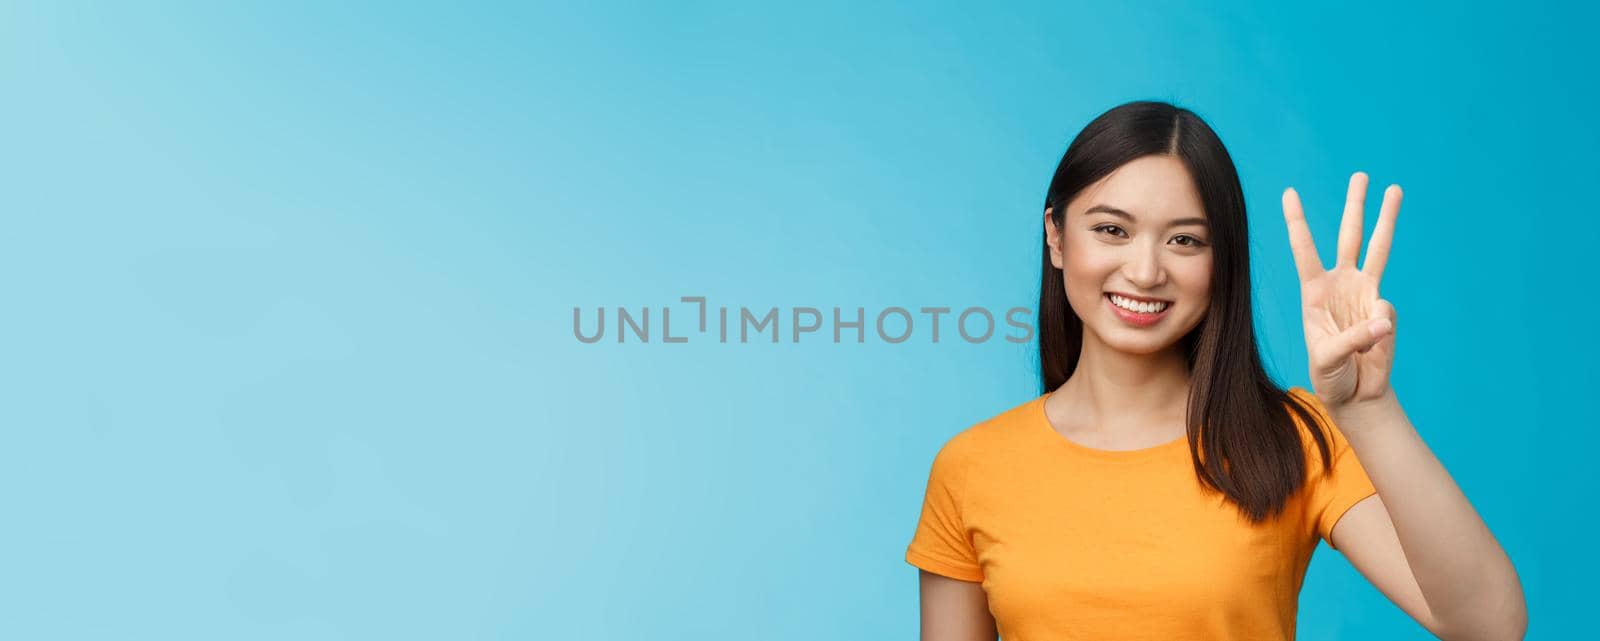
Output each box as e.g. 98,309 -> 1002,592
1092,225 -> 1208,248
1090,224 -> 1126,237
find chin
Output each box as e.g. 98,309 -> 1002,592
1095,314 -> 1201,356
1104,334 -> 1181,356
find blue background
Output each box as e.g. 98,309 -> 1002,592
4,1 -> 1594,638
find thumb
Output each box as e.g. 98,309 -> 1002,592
1374,298 -> 1397,337
1318,315 -> 1392,363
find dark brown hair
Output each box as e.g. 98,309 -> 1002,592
1038,100 -> 1334,523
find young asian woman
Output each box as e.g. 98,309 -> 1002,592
905,100 -> 1527,641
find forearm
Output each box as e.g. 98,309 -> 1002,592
1331,392 -> 1527,640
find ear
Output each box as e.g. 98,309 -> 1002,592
1044,207 -> 1064,270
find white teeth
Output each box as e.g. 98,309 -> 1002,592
1110,294 -> 1169,314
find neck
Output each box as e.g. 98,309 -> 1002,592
1052,336 -> 1191,435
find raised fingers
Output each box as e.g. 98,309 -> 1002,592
1336,172 -> 1369,269
1361,184 -> 1403,283
1281,187 -> 1324,284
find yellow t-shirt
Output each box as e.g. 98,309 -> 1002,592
905,386 -> 1377,640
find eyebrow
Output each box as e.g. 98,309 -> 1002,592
1083,204 -> 1209,229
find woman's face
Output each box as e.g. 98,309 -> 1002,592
1045,154 -> 1213,356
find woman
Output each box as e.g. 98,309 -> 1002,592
905,101 -> 1527,640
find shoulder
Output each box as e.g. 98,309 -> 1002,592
1282,385 -> 1321,412
1281,386 -> 1332,429
1280,385 -> 1355,468
929,394 -> 1046,464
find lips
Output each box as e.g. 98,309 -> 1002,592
1105,291 -> 1172,304
1105,293 -> 1171,327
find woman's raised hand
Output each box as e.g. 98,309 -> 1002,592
1281,172 -> 1402,410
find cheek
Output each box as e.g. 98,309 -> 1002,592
1060,248 -> 1112,293
1059,248 -> 1121,316
1178,259 -> 1213,311
1185,257 -> 1213,295
1061,238 -> 1117,278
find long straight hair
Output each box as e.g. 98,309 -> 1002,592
1038,100 -> 1333,523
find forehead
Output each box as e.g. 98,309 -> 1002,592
1069,155 -> 1207,224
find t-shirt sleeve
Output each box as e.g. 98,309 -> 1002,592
1292,387 -> 1379,551
905,435 -> 984,582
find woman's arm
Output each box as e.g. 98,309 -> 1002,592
1330,391 -> 1527,641
918,570 -> 997,641
1279,174 -> 1528,639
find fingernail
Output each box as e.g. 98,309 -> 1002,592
1368,318 -> 1392,338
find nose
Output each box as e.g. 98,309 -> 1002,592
1122,241 -> 1166,289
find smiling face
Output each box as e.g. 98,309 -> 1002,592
1045,154 -> 1214,356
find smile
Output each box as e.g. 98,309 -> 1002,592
1105,293 -> 1172,326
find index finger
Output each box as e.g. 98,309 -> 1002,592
1282,187 -> 1325,284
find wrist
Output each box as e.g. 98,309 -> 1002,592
1326,388 -> 1402,434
